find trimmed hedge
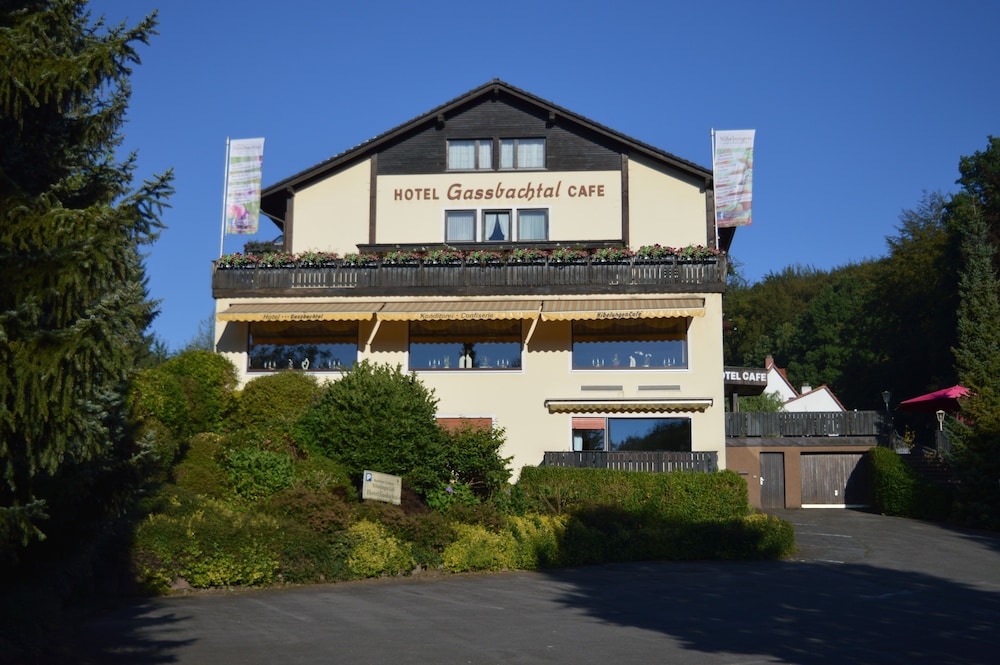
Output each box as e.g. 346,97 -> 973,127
868,447 -> 953,521
517,466 -> 750,520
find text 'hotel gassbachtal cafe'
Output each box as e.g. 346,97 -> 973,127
213,80 -> 738,477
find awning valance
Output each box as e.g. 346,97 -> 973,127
217,302 -> 382,322
540,298 -> 705,321
377,300 -> 541,322
545,398 -> 713,414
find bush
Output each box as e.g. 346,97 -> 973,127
507,514 -> 567,568
868,447 -> 953,520
296,361 -> 445,492
343,520 -> 414,578
442,524 -> 518,572
517,467 -> 750,520
439,425 -> 512,499
231,371 -> 321,433
221,447 -> 296,503
173,433 -> 227,498
131,493 -> 281,592
264,487 -> 356,538
158,350 -> 238,437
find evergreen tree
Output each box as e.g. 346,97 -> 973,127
948,194 -> 1000,529
0,1 -> 172,558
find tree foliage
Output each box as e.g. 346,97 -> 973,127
0,1 -> 172,556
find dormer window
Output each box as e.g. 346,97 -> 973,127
447,139 -> 492,171
500,138 -> 545,169
447,138 -> 546,171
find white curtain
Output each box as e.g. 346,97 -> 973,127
518,210 -> 547,240
446,210 -> 475,241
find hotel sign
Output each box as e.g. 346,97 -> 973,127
392,179 -> 609,203
723,367 -> 767,386
362,470 -> 402,505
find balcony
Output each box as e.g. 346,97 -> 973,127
725,411 -> 890,438
212,255 -> 727,298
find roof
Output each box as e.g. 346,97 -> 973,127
260,79 -> 713,225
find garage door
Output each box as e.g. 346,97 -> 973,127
800,452 -> 871,508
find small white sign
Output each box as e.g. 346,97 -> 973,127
362,470 -> 402,505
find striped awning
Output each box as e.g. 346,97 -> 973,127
217,302 -> 382,322
540,298 -> 705,321
377,300 -> 541,321
545,398 -> 713,414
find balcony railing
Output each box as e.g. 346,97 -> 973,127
212,255 -> 727,298
725,411 -> 889,438
541,451 -> 718,473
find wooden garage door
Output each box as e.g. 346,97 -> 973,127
800,453 -> 871,507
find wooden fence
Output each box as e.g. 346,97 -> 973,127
724,411 -> 888,438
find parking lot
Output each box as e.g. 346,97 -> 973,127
64,510 -> 1000,665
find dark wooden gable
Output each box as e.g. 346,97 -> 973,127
376,91 -> 622,176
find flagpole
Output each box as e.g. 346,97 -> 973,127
710,128 -> 719,249
219,136 -> 231,258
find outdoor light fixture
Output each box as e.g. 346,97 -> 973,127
882,390 -> 891,412
936,409 -> 946,431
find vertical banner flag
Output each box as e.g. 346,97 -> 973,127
713,130 -> 755,228
224,137 -> 265,235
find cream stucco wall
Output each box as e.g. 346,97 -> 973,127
375,172 -> 622,244
627,155 -> 709,249
214,291 -> 727,477
290,159 -> 372,255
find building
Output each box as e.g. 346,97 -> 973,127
762,355 -> 846,413
213,80 -> 733,477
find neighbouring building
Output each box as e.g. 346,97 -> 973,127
761,355 -> 846,413
213,80 -> 734,477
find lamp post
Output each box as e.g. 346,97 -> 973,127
881,390 -> 892,445
936,409 -> 946,431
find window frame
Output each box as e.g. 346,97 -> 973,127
447,139 -> 493,171
444,207 -> 550,243
500,138 -> 546,170
407,319 -> 523,371
571,318 -> 689,370
247,320 -> 359,373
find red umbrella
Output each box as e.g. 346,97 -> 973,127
897,385 -> 969,413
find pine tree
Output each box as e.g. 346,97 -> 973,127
0,1 -> 172,559
948,189 -> 1000,529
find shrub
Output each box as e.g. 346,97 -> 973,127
439,425 -> 512,499
442,524 -> 518,572
507,514 -> 567,568
868,447 -> 953,520
221,447 -> 296,503
343,520 -> 414,578
296,361 -> 445,492
155,350 -> 239,437
264,487 -> 356,538
131,493 -> 281,592
173,433 -> 227,498
231,371 -> 321,432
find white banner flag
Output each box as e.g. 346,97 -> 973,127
713,130 -> 755,228
224,137 -> 265,235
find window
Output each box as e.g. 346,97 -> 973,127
446,210 -> 476,241
483,211 -> 511,242
572,318 -> 688,369
518,209 -> 548,240
500,138 -> 545,169
445,208 -> 549,243
448,139 -> 492,170
572,417 -> 692,452
248,321 -> 358,372
409,320 -> 521,370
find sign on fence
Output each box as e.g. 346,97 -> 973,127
362,470 -> 402,505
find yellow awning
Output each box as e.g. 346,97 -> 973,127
378,300 -> 541,321
544,398 -> 713,414
217,302 -> 382,322
540,298 -> 705,321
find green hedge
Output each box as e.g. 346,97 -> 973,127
868,447 -> 953,521
517,466 -> 750,520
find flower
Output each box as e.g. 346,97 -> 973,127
425,248 -> 464,264
592,246 -> 634,262
342,252 -> 378,266
381,250 -> 422,265
547,247 -> 589,263
507,247 -> 545,263
465,249 -> 504,265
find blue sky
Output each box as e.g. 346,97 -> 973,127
88,0 -> 1000,351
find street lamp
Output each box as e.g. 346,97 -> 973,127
936,409 -> 946,431
882,390 -> 891,412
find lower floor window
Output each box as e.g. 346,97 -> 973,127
248,321 -> 357,371
409,320 -> 521,370
572,417 -> 692,452
572,318 -> 688,369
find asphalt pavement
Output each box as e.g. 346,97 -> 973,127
39,510 -> 1000,664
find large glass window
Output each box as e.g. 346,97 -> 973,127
409,320 -> 521,370
500,138 -> 545,169
447,139 -> 493,171
572,417 -> 692,452
248,321 -> 358,372
572,318 -> 688,369
445,208 -> 549,242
